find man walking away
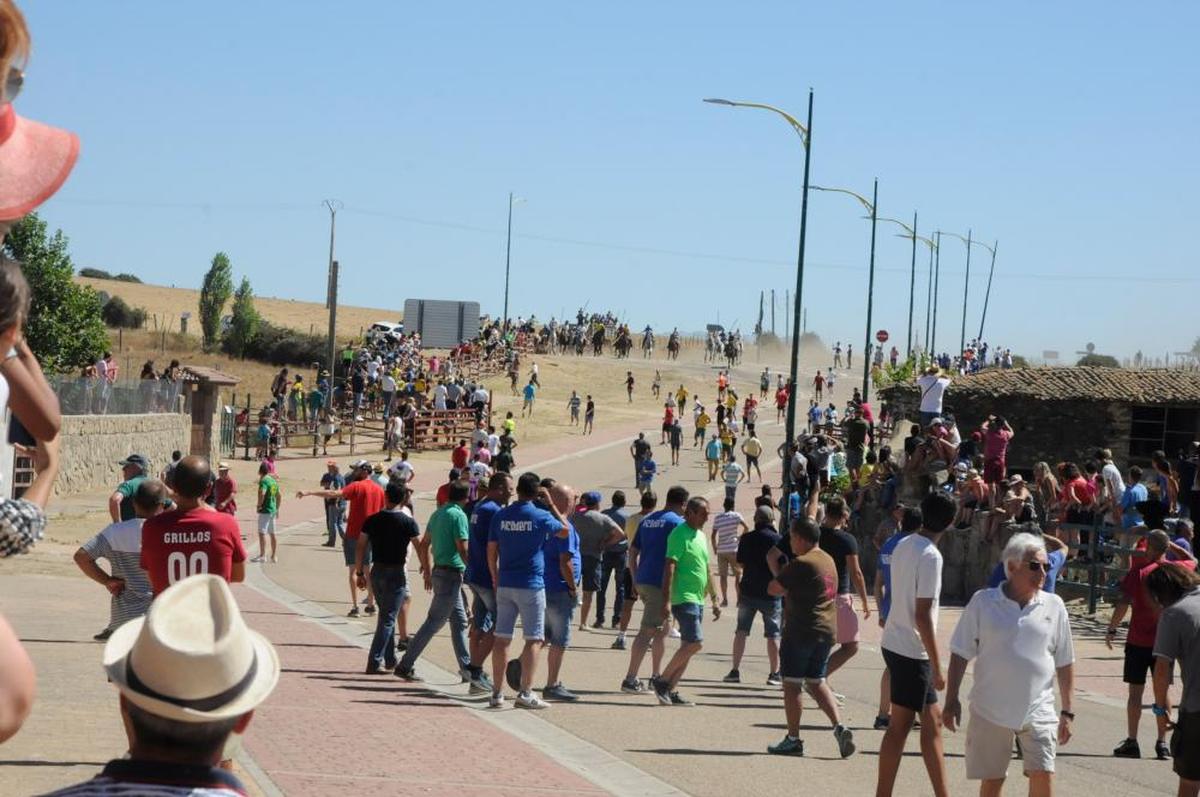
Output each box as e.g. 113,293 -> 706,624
819,497 -> 872,695
1149,564 -> 1200,797
573,491 -> 626,629
75,480 -> 166,641
541,483 -> 582,701
873,504 -> 921,729
875,491 -> 956,797
727,506 -> 783,685
621,488 -> 685,691
356,483 -> 419,674
613,491 -> 656,651
653,496 -> 720,706
599,491 -> 631,631
766,517 -> 856,758
945,532 -> 1076,795
711,498 -> 747,608
395,481 -> 473,681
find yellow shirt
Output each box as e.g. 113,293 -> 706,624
676,389 -> 688,403
857,463 -> 875,487
696,412 -> 710,430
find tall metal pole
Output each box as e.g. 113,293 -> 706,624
977,240 -> 998,342
502,191 -> 514,329
932,230 -> 941,356
785,290 -> 790,342
924,240 -> 933,354
322,199 -> 341,406
783,89 -> 814,522
771,288 -> 776,336
959,228 -> 972,358
906,210 -> 917,357
862,179 -> 878,403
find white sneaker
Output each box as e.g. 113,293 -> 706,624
668,627 -> 681,639
488,692 -> 505,709
250,555 -> 265,563
515,691 -> 550,710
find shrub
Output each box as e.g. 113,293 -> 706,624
79,267 -> 112,279
1077,353 -> 1120,368
101,296 -> 147,329
113,272 -> 142,283
225,321 -> 325,367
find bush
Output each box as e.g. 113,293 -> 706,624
1077,353 -> 1120,368
101,296 -> 147,329
79,267 -> 111,279
113,272 -> 142,283
225,320 -> 325,367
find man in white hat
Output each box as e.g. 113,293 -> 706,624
43,574 -> 280,796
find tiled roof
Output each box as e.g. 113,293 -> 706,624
179,365 -> 241,386
881,367 -> 1200,404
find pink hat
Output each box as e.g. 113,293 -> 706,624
0,103 -> 79,220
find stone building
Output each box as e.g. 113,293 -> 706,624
879,367 -> 1200,472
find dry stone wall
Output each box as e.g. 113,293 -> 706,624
55,413 -> 190,496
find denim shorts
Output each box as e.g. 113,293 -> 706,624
469,584 -> 496,633
494,586 -> 546,641
343,535 -> 372,567
671,602 -> 704,644
780,635 -> 833,683
735,596 -> 782,638
544,590 -> 576,648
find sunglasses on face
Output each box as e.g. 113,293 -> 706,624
3,66 -> 23,104
1026,561 -> 1052,573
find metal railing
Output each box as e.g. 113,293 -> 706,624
50,376 -> 185,416
1055,520 -> 1164,614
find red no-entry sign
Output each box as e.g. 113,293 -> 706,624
875,329 -> 889,343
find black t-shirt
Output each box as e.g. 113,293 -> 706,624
737,526 -> 782,600
494,450 -> 514,473
845,418 -> 869,452
633,438 -> 651,458
361,509 -> 419,572
818,526 -> 858,595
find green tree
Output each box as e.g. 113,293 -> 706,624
226,277 -> 260,359
198,251 -> 233,349
1077,353 -> 1120,368
2,214 -> 108,374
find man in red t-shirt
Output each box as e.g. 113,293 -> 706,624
451,440 -> 470,471
298,460 -> 385,617
1106,529 -> 1197,760
980,415 -> 1015,503
140,457 -> 246,595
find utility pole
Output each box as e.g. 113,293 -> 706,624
932,230 -> 941,356
785,289 -> 790,342
322,199 -> 342,406
502,192 -> 514,329
976,240 -> 999,342
861,179 -> 878,403
906,210 -> 917,357
771,288 -> 776,336
959,228 -> 972,358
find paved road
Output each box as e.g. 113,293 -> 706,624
1,353 -> 1182,796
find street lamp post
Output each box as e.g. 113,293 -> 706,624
704,92 -> 813,522
877,212 -> 924,359
932,230 -> 942,356
942,230 -> 994,361
811,182 -> 878,403
975,240 -> 998,342
501,192 -> 520,330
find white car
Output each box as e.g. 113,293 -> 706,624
366,321 -> 404,344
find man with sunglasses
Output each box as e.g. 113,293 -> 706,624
944,533 -> 1076,796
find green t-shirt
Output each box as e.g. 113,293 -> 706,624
665,523 -> 710,606
428,502 -> 469,570
258,475 -> 280,515
116,475 -> 147,521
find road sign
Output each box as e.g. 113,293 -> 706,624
875,329 -> 889,343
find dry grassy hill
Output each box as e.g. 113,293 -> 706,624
76,276 -> 401,341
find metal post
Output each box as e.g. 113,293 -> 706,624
782,89 -> 814,527
326,260 -> 339,408
932,231 -> 941,356
906,210 -> 917,357
862,179 -> 878,403
784,289 -> 790,342
771,288 -> 776,336
959,228 -> 972,358
924,239 -> 934,355
977,240 -> 998,342
503,192 -> 514,329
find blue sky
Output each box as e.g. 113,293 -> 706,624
20,1 -> 1200,360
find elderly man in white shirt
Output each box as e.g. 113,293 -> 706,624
945,532 -> 1076,796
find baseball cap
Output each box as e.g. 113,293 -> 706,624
350,459 -> 371,471
581,490 -> 602,506
118,453 -> 150,472
217,462 -> 230,471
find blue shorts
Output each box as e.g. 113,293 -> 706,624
469,584 -> 496,633
780,635 -> 833,683
495,586 -> 546,641
544,590 -> 576,648
735,596 -> 782,639
671,603 -> 704,644
343,536 -> 372,567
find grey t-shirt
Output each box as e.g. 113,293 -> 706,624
1154,588 -> 1200,712
573,509 -> 623,558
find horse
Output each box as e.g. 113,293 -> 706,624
641,330 -> 655,358
667,332 -> 681,360
614,329 -> 633,359
591,325 -> 606,356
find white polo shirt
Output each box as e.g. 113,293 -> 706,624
950,586 -> 1075,730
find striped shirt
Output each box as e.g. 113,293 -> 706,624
79,519 -> 153,630
712,511 -> 744,554
41,759 -> 247,796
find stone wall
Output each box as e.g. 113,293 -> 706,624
55,413 -> 191,497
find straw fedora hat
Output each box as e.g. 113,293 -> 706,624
102,574 -> 279,723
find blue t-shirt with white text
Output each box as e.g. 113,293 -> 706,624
487,500 -> 561,590
877,531 -> 906,621
632,509 -> 685,586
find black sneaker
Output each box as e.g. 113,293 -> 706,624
396,637 -> 409,652
1155,740 -> 1170,761
611,618 -> 620,628
668,691 -> 694,707
766,672 -> 782,686
347,606 -> 360,617
723,669 -> 741,683
873,715 -> 890,730
620,676 -> 647,694
364,604 -> 377,616
93,628 -> 113,642
1113,738 -> 1141,758
543,683 -> 579,702
591,618 -> 605,629
651,676 -> 671,705
834,724 -> 856,758
393,666 -> 422,682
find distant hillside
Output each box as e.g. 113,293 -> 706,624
75,276 -> 401,340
